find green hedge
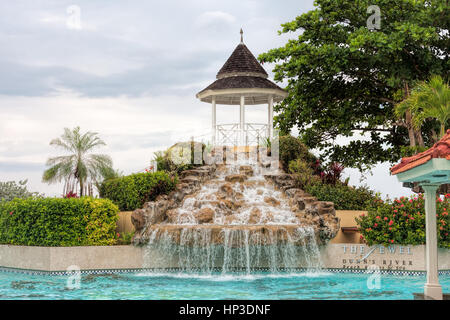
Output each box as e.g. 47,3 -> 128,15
279,135 -> 316,171
0,197 -> 119,246
356,194 -> 449,248
99,171 -> 177,211
304,183 -> 376,210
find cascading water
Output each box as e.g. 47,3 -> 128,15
141,154 -> 324,274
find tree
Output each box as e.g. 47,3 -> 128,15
396,75 -> 450,140
259,0 -> 449,171
0,180 -> 42,202
42,127 -> 114,196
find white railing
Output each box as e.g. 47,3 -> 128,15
216,123 -> 268,146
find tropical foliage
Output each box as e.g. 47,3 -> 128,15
279,135 -> 316,171
0,180 -> 42,202
259,0 -> 449,171
356,194 -> 449,248
0,197 -> 119,246
99,171 -> 178,211
396,75 -> 450,140
42,127 -> 115,196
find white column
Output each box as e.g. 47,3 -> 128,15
268,95 -> 274,139
422,184 -> 442,300
212,96 -> 216,146
240,95 -> 245,146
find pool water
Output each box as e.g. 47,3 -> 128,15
0,271 -> 448,300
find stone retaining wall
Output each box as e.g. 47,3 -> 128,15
1,244 -> 448,273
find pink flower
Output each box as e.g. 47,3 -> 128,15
390,239 -> 394,244
389,220 -> 393,226
393,210 -> 398,213
9,211 -> 13,216
389,227 -> 392,231
384,217 -> 388,221
376,216 -> 381,220
374,223 -> 378,227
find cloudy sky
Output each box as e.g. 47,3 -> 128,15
0,0 -> 413,199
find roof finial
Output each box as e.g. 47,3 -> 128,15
240,28 -> 243,43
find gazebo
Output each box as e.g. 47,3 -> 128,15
196,29 -> 287,146
391,129 -> 450,300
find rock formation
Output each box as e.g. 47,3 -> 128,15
131,159 -> 340,246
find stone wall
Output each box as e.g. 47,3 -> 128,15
263,173 -> 340,243
1,244 -> 448,273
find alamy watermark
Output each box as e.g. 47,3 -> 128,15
66,5 -> 82,30
66,265 -> 81,289
366,264 -> 381,289
367,5 -> 381,30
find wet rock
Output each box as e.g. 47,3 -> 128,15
172,183 -> 195,202
318,215 -> 340,242
218,183 -> 234,197
225,174 -> 248,183
239,165 -> 254,177
166,209 -> 179,224
195,208 -> 214,224
180,170 -> 210,180
285,188 -> 304,198
131,209 -> 146,231
264,196 -> 280,207
224,214 -> 240,224
248,207 -> 262,224
181,176 -> 201,186
131,199 -> 172,232
218,199 -> 240,214
235,192 -> 244,200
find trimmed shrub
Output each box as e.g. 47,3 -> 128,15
279,135 -> 315,171
99,171 -> 178,211
356,194 -> 449,248
304,183 -> 376,210
0,197 -> 118,246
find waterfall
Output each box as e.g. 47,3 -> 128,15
143,226 -> 322,274
141,159 -> 325,274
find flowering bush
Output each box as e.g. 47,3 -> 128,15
63,191 -> 78,198
356,194 -> 449,248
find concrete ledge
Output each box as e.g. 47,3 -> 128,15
0,243 -> 449,273
0,245 -> 144,272
321,243 -> 450,272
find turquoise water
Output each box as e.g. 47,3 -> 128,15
0,271 -> 448,300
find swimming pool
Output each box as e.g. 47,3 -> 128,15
0,271 -> 448,300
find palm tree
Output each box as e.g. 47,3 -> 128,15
396,75 -> 450,140
43,127 -> 114,196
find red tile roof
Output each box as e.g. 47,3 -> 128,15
391,129 -> 450,175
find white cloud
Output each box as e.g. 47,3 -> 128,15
0,0 -> 413,200
195,11 -> 236,27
